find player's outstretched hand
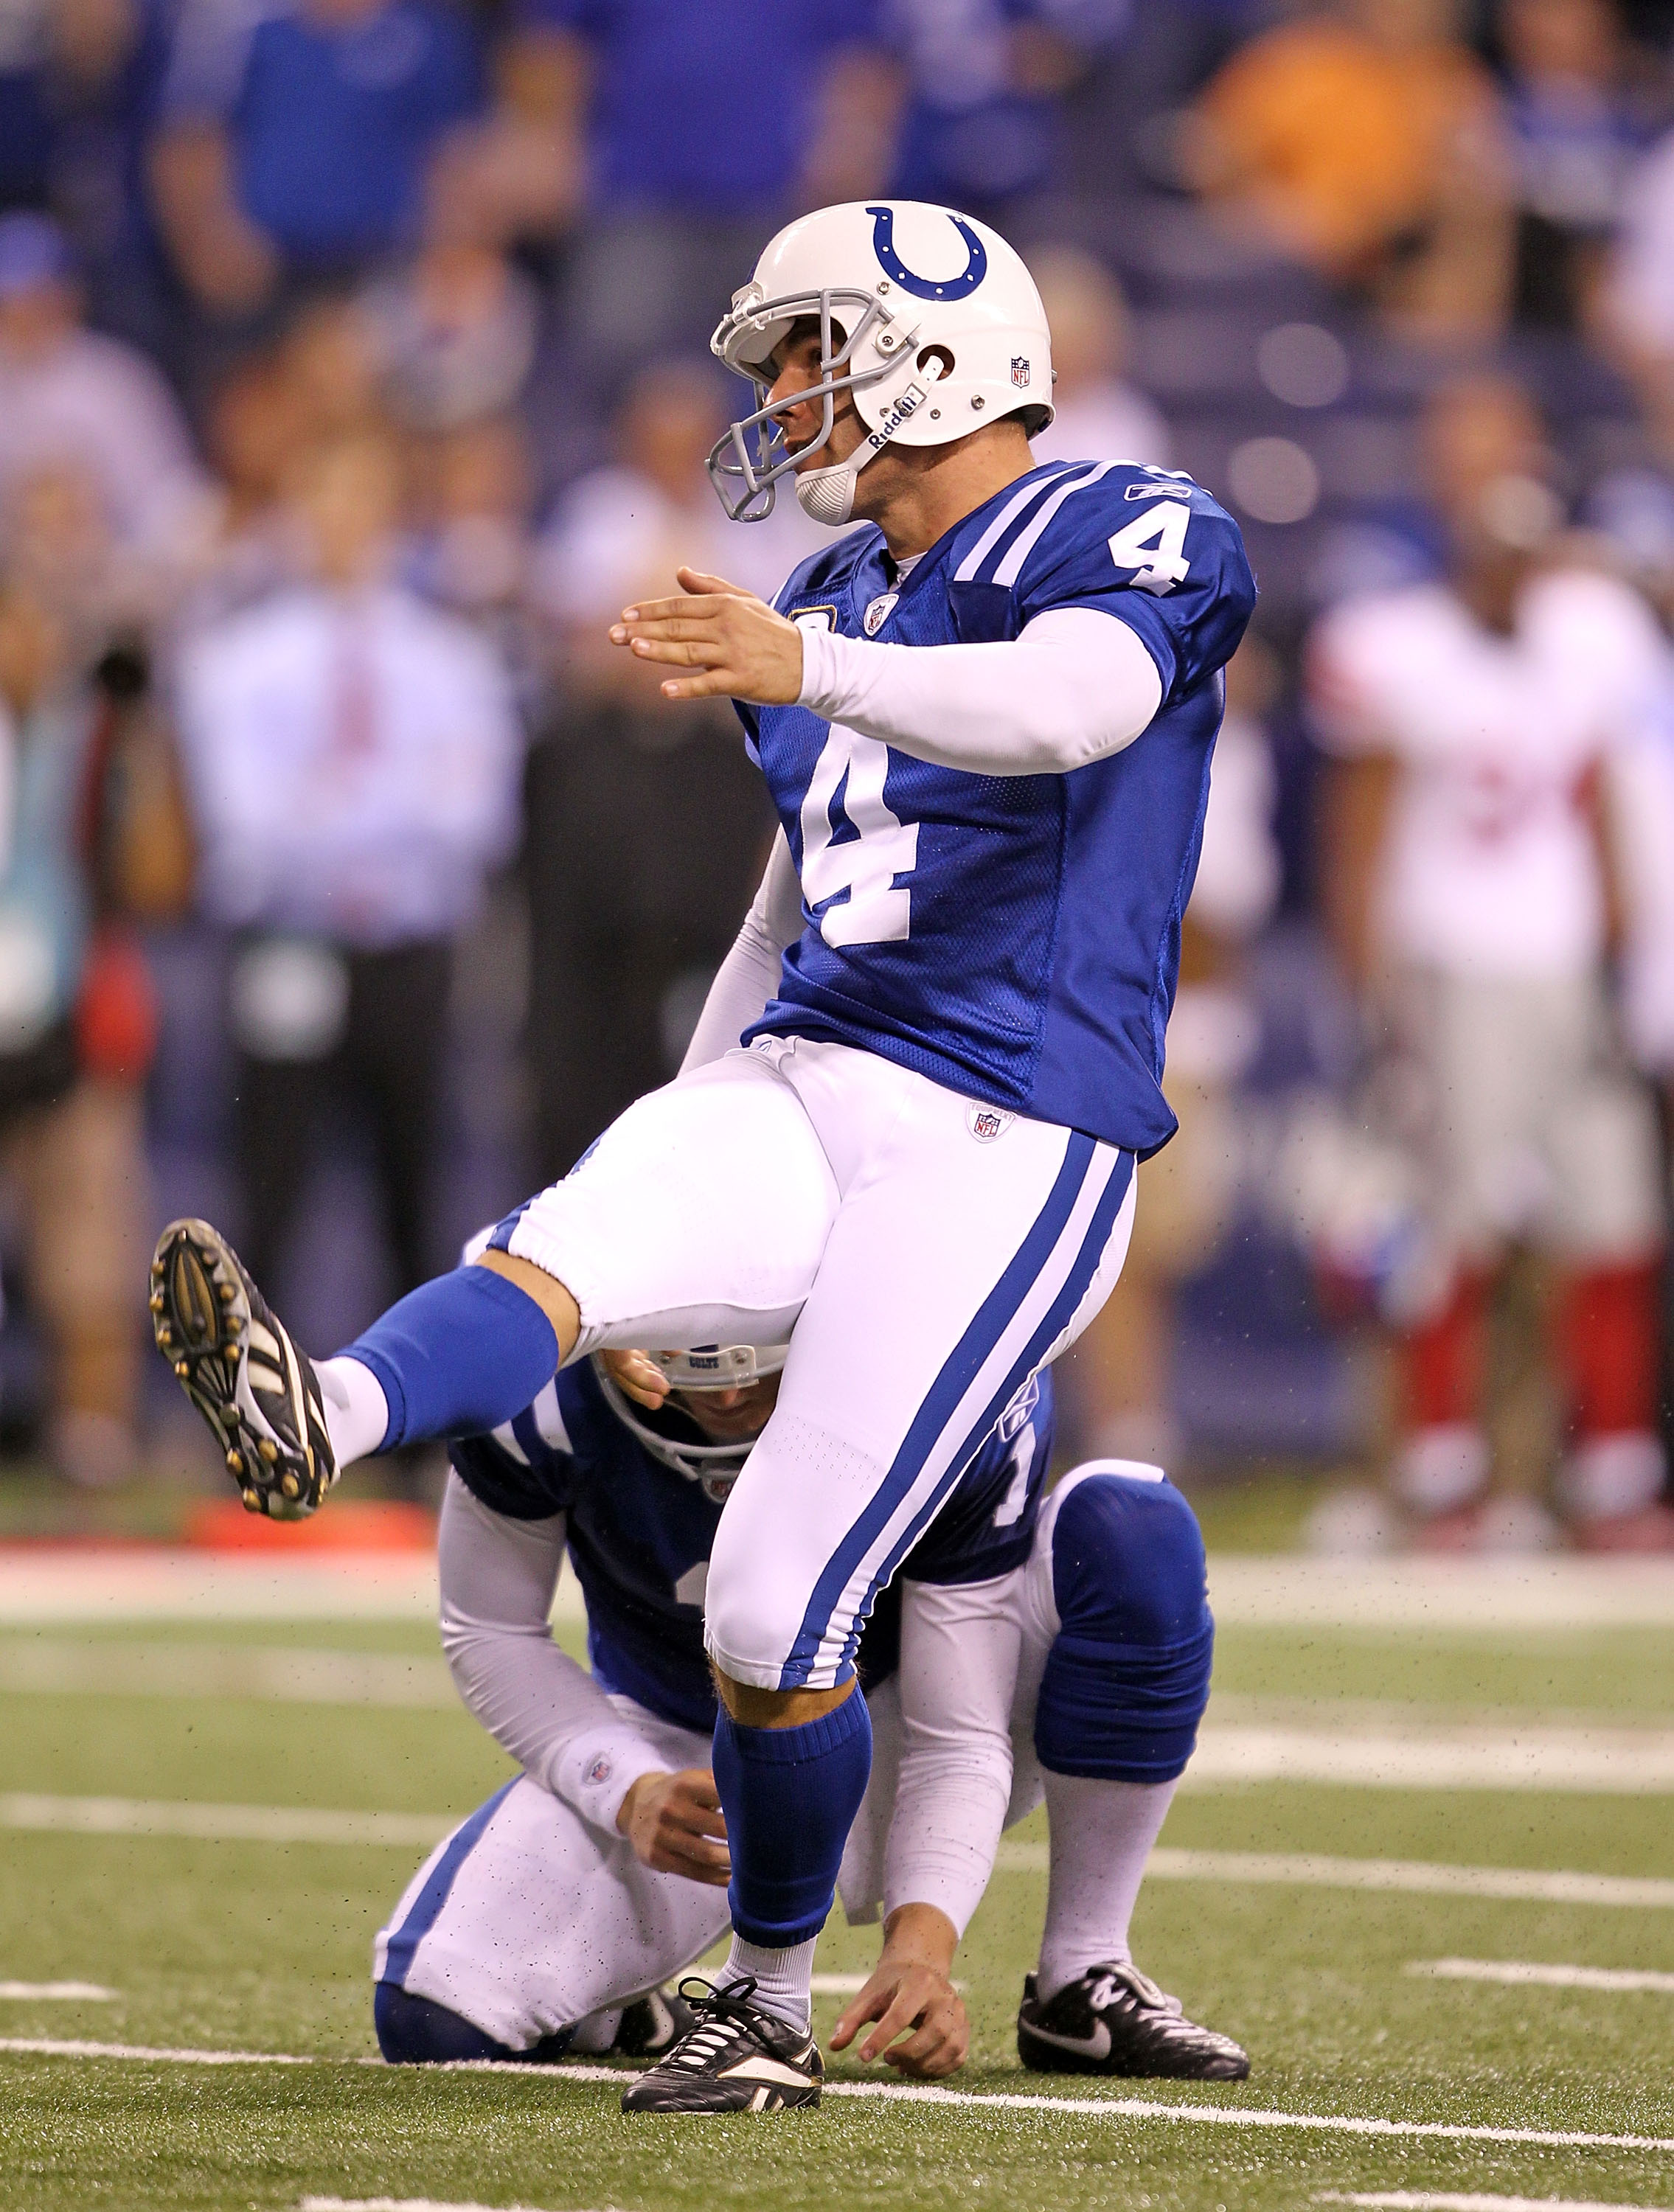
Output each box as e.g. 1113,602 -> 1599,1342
609,566 -> 805,706
830,1905 -> 968,2079
616,1767 -> 731,1885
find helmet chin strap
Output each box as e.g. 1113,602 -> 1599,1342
794,429 -> 887,527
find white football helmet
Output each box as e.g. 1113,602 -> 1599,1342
708,200 -> 1055,528
591,1341 -> 789,1500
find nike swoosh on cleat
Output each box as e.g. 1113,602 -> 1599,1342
1024,2020 -> 1112,2062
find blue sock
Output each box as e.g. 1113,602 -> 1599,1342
712,1686 -> 873,1948
340,1267 -> 559,1451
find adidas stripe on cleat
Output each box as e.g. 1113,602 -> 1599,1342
620,1976 -> 822,2114
150,1219 -> 338,1519
1016,1961 -> 1250,2081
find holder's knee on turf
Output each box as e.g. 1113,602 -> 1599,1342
374,1981 -> 525,2064
1035,1468 -> 1213,1783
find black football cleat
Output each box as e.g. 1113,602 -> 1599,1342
614,1984 -> 698,2060
150,1219 -> 337,1519
1017,1961 -> 1250,2081
620,1976 -> 822,2113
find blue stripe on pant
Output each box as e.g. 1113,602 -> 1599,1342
781,1141 -> 1133,1688
381,1778 -> 518,1989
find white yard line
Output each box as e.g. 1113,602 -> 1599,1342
8,1798 -> 1671,1910
1318,2194 -> 1674,2212
1411,1959 -> 1674,1994
9,1648 -> 1674,1795
0,1981 -> 113,2000
996,1843 -> 1674,1907
0,1793 -> 450,1848
303,2200 -> 615,2212
2,2037 -> 1672,2152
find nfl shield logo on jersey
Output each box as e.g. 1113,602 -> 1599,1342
863,593 -> 898,636
1011,356 -> 1030,388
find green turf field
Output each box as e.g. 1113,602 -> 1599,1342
1,1596 -> 1671,2212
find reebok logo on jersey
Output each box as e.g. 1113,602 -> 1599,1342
866,383 -> 925,451
863,593 -> 897,636
966,1105 -> 1014,1143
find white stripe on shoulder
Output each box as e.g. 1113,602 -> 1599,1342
952,467 -> 1075,583
529,1379 -> 572,1454
488,1420 -> 530,1467
990,459 -> 1125,588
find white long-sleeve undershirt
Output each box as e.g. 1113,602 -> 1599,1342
796,603 -> 1164,777
679,829 -> 802,1074
437,1472 -> 673,1837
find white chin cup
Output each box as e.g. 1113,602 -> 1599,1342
794,459 -> 858,527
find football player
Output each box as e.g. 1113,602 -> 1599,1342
153,199 -> 1255,2110
370,1338 -> 1246,2096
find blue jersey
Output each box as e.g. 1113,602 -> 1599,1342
449,1362 -> 1054,1735
738,459 -> 1257,1158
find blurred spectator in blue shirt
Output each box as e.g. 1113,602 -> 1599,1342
468,0 -> 898,393
1497,0 -> 1664,330
883,0 -> 1131,219
150,0 -> 484,322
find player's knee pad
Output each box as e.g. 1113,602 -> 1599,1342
374,1980 -> 521,2065
1034,1470 -> 1213,1784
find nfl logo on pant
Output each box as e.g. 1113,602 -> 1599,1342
966,1105 -> 1015,1142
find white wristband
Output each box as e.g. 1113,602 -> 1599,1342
551,1722 -> 670,1837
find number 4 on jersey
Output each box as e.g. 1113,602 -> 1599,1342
800,722 -> 920,947
1108,499 -> 1191,596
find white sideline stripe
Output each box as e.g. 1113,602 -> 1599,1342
1181,1724 -> 1674,1795
1411,1958 -> 1674,1994
4,2037 -> 1674,2152
996,1843 -> 1674,1907
0,1794 -> 450,1848
1207,1558 -> 1674,1630
2,1552 -> 1669,1628
0,1556 -> 586,1625
0,1641 -> 459,1707
0,1981 -> 114,2000
304,2202 -> 615,2212
1319,2195 -> 1674,2212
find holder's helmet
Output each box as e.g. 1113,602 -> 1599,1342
591,1342 -> 788,1502
708,201 -> 1054,529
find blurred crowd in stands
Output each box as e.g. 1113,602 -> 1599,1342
9,0 -> 1674,1554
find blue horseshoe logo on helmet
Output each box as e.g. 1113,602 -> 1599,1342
866,205 -> 987,302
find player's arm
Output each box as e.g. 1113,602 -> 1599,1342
437,1473 -> 727,1882
831,1575 -> 1024,2076
679,829 -> 803,1073
613,568 -> 1164,776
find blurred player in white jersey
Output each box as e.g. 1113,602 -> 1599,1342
1310,377 -> 1670,1551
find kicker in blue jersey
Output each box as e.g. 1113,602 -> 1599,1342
736,459 -> 1257,1158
